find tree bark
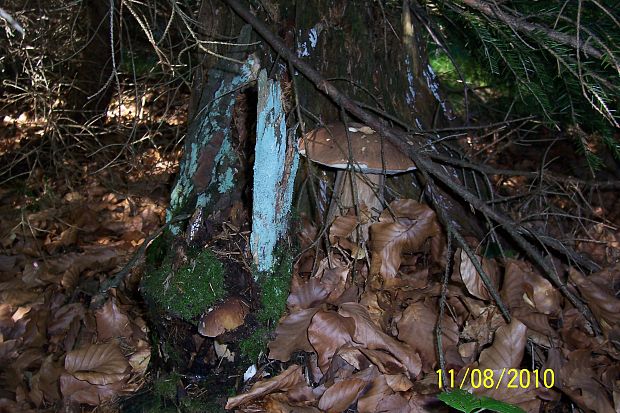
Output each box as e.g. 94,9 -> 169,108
65,0 -> 120,122
146,0 -> 477,402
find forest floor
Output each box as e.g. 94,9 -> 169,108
1,89 -> 619,413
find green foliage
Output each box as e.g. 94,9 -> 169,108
120,48 -> 159,77
437,389 -> 525,413
428,0 -> 619,169
240,327 -> 269,362
142,249 -> 226,322
240,248 -> 294,362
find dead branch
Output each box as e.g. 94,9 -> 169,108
223,0 -> 602,334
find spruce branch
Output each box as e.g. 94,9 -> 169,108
459,0 -> 607,60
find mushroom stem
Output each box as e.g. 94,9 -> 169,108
338,171 -> 384,242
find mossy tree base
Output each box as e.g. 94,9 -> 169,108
140,234 -> 259,408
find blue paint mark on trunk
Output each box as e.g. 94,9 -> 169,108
251,70 -> 299,274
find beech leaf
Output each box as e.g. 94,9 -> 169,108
65,343 -> 129,385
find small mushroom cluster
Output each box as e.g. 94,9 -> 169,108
299,122 -> 416,242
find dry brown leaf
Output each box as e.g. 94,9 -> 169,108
268,307 -> 320,362
561,349 -> 615,413
511,308 -> 557,338
501,260 -> 527,310
318,367 -> 377,413
385,374 -> 413,392
458,342 -> 477,363
338,303 -> 422,377
254,393 -> 322,413
369,200 -> 440,279
59,373 -> 126,405
128,345 -> 151,376
330,215 -> 358,246
358,291 -> 387,330
48,303 -> 86,337
65,343 -> 129,385
42,247 -> 119,290
569,267 -> 620,331
318,377 -> 367,412
396,300 -> 459,372
465,319 -> 540,412
461,307 -> 506,348
307,310 -> 355,372
357,373 -> 392,413
457,249 -> 499,301
338,346 -> 370,371
0,289 -> 44,307
95,297 -> 132,341
522,267 -> 560,315
559,308 -> 596,349
226,364 -> 304,409
358,348 -> 406,375
44,227 -> 78,254
21,306 -> 48,347
320,263 -> 351,304
29,355 -> 62,407
287,275 -> 330,311
478,319 -> 527,370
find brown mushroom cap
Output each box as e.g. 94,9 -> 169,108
198,297 -> 249,338
298,122 -> 416,174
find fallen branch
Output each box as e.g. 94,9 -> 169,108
430,152 -> 620,190
91,213 -> 191,308
223,0 -> 602,334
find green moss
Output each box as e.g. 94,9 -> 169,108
142,249 -> 227,323
162,340 -> 183,366
239,327 -> 269,362
253,248 -> 292,325
181,398 -> 225,413
145,233 -> 168,269
153,372 -> 181,400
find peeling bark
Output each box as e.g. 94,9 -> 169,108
167,25 -> 259,234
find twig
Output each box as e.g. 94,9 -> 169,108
436,227 -> 452,388
223,0 -> 602,335
91,213 -> 191,308
429,153 -> 620,190
0,7 -> 25,36
427,179 -> 511,322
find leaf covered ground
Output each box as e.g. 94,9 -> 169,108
226,197 -> 620,413
1,100 -> 620,413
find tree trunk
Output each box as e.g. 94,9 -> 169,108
143,0 -> 472,406
64,0 -> 120,122
287,0 -> 453,128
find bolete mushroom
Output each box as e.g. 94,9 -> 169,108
299,122 -> 416,240
198,297 -> 249,338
